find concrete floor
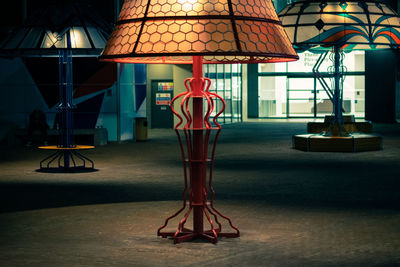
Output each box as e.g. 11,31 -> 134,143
0,122 -> 399,266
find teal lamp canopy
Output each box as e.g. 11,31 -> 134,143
278,0 -> 400,50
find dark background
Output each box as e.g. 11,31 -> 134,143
1,0 -> 399,123
0,0 -> 121,27
1,0 -> 398,28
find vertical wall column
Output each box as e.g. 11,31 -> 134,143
115,0 -> 122,142
247,64 -> 259,118
333,46 -> 343,126
365,50 -> 397,123
22,0 -> 27,23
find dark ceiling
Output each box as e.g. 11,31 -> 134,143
0,0 -> 119,27
1,0 -> 398,30
2,0 -> 398,28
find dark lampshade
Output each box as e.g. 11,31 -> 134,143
278,0 -> 400,50
99,0 -> 298,64
0,2 -> 112,57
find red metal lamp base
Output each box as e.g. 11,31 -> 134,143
157,128 -> 240,244
157,56 -> 239,244
160,231 -> 239,244
158,201 -> 240,244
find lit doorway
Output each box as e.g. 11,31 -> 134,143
256,51 -> 365,119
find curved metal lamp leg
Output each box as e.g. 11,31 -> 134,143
157,56 -> 239,244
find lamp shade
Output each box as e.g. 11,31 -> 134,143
99,0 -> 298,64
0,2 -> 112,57
278,0 -> 400,50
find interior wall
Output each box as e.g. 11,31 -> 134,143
397,71 -> 400,121
96,84 -> 118,141
119,64 -> 135,141
0,57 -> 48,128
172,65 -> 192,127
247,64 -> 259,118
365,50 -> 398,123
242,64 -> 248,121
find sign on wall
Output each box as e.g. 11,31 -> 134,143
156,93 -> 171,105
158,82 -> 173,91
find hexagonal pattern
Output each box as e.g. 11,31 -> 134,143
232,0 -> 278,20
101,0 -> 298,63
102,23 -> 141,55
118,0 -> 148,20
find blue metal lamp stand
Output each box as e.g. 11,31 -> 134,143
38,32 -> 96,173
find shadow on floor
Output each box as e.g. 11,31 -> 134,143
1,172 -> 399,213
1,122 -> 399,213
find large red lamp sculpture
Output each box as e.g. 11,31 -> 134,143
100,0 -> 298,243
279,0 -> 400,152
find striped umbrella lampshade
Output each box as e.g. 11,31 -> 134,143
278,0 -> 400,50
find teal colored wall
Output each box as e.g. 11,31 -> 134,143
247,64 -> 259,118
365,50 -> 398,123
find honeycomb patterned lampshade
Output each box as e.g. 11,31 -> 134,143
279,0 -> 400,50
99,0 -> 298,64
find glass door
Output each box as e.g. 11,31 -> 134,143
257,50 -> 365,119
287,77 -> 315,118
204,64 -> 242,124
258,76 -> 287,117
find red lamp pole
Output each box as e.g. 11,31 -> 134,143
100,0 -> 299,245
191,55 -> 205,235
157,55 -> 240,243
